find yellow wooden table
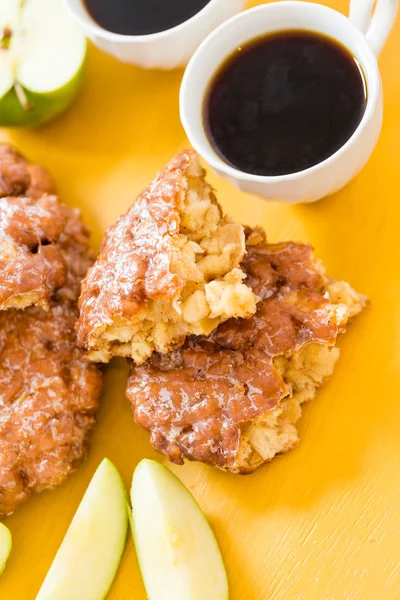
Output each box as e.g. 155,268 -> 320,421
1,1 -> 400,598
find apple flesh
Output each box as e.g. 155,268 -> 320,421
36,459 -> 128,600
0,523 -> 12,576
131,459 -> 229,600
0,0 -> 86,127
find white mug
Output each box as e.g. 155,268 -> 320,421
180,0 -> 398,204
63,0 -> 247,69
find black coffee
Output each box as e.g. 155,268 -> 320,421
204,31 -> 367,177
84,0 -> 211,36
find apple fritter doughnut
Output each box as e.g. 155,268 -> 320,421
126,228 -> 366,474
0,302 -> 102,517
0,205 -> 102,517
77,150 -> 258,364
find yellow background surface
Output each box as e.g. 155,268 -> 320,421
1,1 -> 400,598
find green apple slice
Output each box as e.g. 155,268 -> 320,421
0,523 -> 12,576
36,459 -> 128,600
0,0 -> 86,127
131,459 -> 229,600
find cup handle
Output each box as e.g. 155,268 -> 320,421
349,0 -> 398,56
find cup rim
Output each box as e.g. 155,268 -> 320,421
63,0 -> 226,42
180,1 -> 381,184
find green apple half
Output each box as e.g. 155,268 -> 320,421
0,523 -> 12,576
36,458 -> 128,600
0,0 -> 86,127
131,459 -> 229,600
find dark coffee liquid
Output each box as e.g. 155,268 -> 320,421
204,31 -> 367,177
84,0 -> 211,36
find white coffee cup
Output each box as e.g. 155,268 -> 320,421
63,0 -> 247,69
180,0 -> 397,204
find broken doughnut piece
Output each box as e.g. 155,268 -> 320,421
126,228 -> 366,474
77,150 -> 258,364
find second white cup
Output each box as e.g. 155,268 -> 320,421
180,0 -> 397,204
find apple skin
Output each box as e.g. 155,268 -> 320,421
0,51 -> 86,128
0,523 -> 12,577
